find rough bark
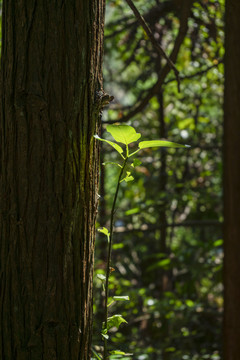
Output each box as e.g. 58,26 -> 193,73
0,1 -> 105,359
223,0 -> 240,359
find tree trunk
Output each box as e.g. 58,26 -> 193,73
0,1 -> 106,359
224,0 -> 240,359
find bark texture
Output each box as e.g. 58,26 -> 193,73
224,0 -> 240,359
0,1 -> 105,359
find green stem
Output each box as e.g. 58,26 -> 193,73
128,148 -> 141,157
103,157 -> 128,360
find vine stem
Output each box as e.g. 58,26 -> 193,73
103,156 -> 128,360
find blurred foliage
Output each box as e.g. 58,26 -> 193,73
93,0 -> 224,359
0,0 -> 224,358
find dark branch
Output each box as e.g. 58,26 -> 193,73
105,1 -> 174,40
125,0 -> 180,90
104,0 -> 193,125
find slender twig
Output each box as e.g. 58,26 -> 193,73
164,59 -> 223,85
104,0 -> 193,125
103,157 -> 128,360
125,0 -> 180,91
106,60 -> 222,120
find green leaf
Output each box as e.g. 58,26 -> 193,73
98,227 -> 109,236
138,140 -> 190,149
106,125 -> 141,145
165,347 -> 176,353
213,239 -> 223,247
94,134 -> 124,155
158,258 -> 171,267
107,314 -> 127,330
120,171 -> 134,183
113,296 -> 130,301
101,328 -> 109,340
131,159 -> 142,167
98,227 -> 110,242
185,299 -> 195,307
147,258 -> 171,272
109,351 -> 126,355
125,207 -> 140,216
97,274 -> 106,282
101,333 -> 109,340
125,176 -> 134,183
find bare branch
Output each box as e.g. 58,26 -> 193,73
125,0 -> 181,91
108,60 -> 222,114
105,1 -> 174,40
104,0 -> 193,125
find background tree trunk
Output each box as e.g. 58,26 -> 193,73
0,1 -> 105,359
224,0 -> 240,359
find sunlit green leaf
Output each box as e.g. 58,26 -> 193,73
213,239 -> 223,247
109,350 -> 126,355
125,176 -> 134,183
131,159 -> 142,167
106,125 -> 141,145
97,274 -> 106,282
113,243 -> 124,250
125,207 -> 140,216
113,296 -> 130,301
107,314 -> 127,330
94,134 -> 123,155
101,333 -> 109,340
185,299 -> 195,307
98,227 -> 110,236
138,140 -> 190,149
98,227 -> 110,242
120,171 -> 134,183
101,328 -> 109,339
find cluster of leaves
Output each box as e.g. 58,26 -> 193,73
93,0 -> 224,359
93,125 -> 188,359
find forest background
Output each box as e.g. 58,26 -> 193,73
0,0 -> 228,359
93,1 -> 224,359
